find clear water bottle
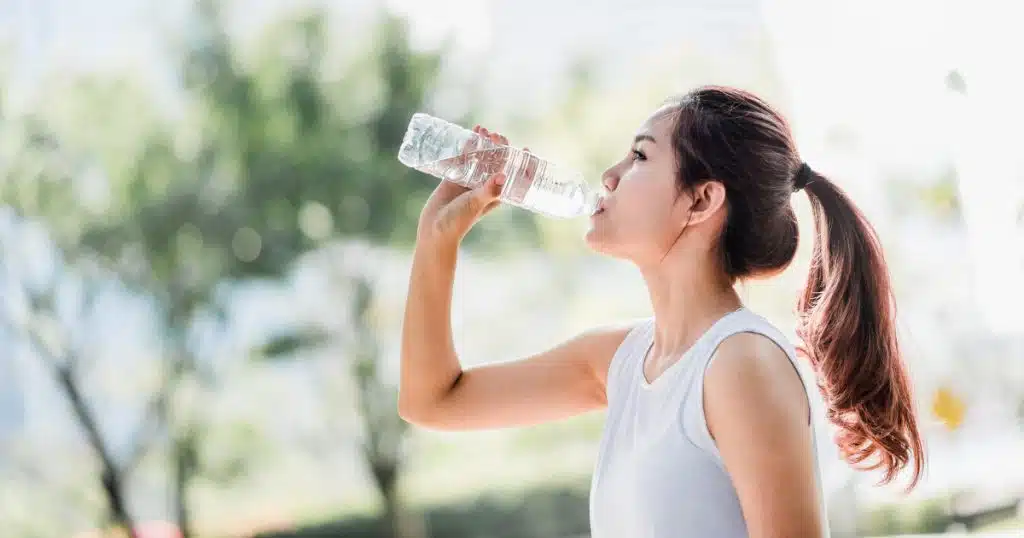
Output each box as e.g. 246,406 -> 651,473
397,112 -> 601,219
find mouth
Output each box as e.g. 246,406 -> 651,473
591,198 -> 607,217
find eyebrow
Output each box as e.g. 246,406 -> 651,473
633,134 -> 657,145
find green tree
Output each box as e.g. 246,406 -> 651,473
3,2 -> 507,536
0,89 -> 159,538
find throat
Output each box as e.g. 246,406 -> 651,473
641,344 -> 686,386
641,306 -> 746,386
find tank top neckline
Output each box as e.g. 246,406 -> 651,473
639,307 -> 748,390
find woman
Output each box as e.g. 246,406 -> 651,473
398,86 -> 924,537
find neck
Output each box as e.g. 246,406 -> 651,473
638,246 -> 742,357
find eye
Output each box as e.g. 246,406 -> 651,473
631,148 -> 647,162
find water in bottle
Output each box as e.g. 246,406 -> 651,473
397,113 -> 601,219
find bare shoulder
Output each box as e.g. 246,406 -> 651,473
709,331 -> 801,383
575,320 -> 639,346
571,320 -> 639,379
704,331 -> 809,431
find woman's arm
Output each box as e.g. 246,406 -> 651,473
399,125 -> 632,432
398,239 -> 632,431
704,332 -> 824,538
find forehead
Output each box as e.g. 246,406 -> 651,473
637,104 -> 679,140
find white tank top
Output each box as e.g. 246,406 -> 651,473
589,308 -> 830,537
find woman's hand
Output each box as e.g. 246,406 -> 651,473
416,126 -> 524,247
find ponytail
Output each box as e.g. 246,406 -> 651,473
662,86 -> 926,488
796,172 -> 924,490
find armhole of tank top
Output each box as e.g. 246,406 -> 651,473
604,318 -> 652,404
680,321 -> 812,468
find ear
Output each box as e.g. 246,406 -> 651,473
682,180 -> 728,226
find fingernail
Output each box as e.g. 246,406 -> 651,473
494,174 -> 506,186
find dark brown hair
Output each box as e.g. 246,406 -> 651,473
668,86 -> 924,489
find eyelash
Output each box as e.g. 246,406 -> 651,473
631,149 -> 647,161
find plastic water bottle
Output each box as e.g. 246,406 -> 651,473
397,113 -> 601,218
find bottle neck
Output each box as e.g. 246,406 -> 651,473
583,188 -> 603,217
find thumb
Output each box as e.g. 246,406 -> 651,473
471,172 -> 506,211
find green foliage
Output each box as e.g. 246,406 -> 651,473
859,498 -> 952,536
256,487 -> 983,538
2,2 -> 477,296
253,329 -> 330,361
2,2 -> 506,533
256,484 -> 592,538
199,422 -> 264,486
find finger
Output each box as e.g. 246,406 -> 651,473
449,172 -> 504,216
479,131 -> 504,173
482,172 -> 506,198
467,173 -> 505,214
435,174 -> 505,235
524,148 -> 539,181
481,199 -> 501,215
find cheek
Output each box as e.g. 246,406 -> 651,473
620,176 -> 679,232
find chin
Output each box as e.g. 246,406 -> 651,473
584,228 -> 622,258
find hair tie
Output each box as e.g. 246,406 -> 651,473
793,162 -> 813,192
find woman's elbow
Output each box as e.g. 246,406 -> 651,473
397,395 -> 447,430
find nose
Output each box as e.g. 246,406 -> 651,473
601,167 -> 620,193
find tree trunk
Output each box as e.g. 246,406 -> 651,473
101,468 -> 137,537
54,366 -> 139,538
353,282 -> 424,538
370,460 -> 399,538
382,481 -> 401,538
372,460 -> 425,538
172,436 -> 195,538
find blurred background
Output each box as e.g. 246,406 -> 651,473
1,0 -> 1022,537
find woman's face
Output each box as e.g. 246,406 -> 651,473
585,105 -> 693,264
